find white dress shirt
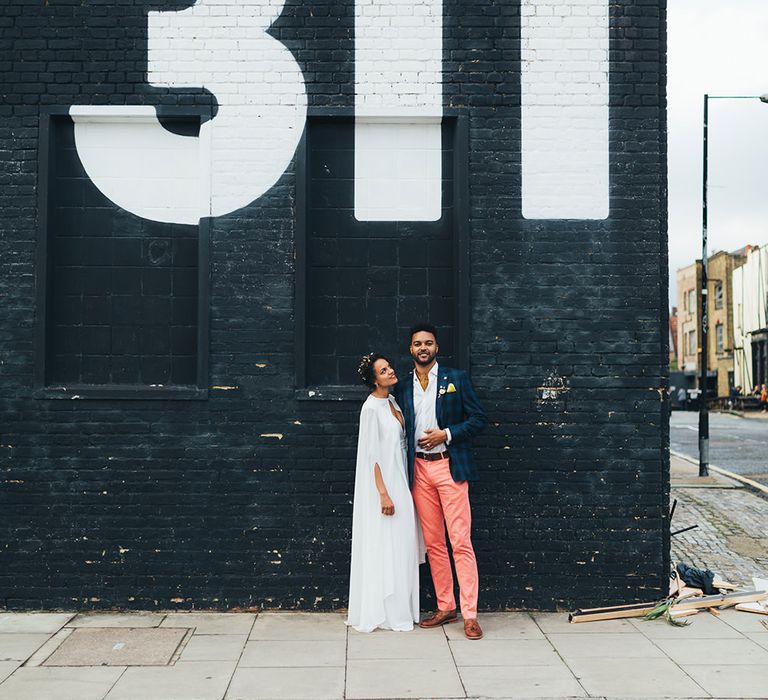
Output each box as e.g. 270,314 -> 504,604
413,362 -> 451,453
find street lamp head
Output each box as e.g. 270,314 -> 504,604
760,94 -> 768,104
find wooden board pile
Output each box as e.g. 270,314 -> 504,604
569,575 -> 768,624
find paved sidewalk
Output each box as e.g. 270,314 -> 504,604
1,457 -> 766,700
1,609 -> 768,699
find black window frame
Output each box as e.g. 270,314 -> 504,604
293,110 -> 471,401
33,107 -> 211,400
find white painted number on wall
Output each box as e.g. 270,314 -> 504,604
70,0 -> 610,224
71,0 -> 307,225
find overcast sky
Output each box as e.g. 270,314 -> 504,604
667,0 -> 768,306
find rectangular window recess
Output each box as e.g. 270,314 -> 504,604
294,114 -> 470,399
35,108 -> 210,400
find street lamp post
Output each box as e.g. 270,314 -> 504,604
699,93 -> 768,478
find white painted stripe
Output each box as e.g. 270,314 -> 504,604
521,0 -> 610,220
354,0 -> 443,221
354,119 -> 442,222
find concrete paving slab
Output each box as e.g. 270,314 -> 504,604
630,612 -> 744,638
653,636 -> 768,665
745,632 -> 768,650
345,658 -> 464,699
458,663 -> 586,698
68,612 -> 166,628
248,612 -> 346,641
225,666 -> 345,700
0,633 -> 51,662
682,662 -> 768,698
449,638 -> 559,666
179,634 -> 248,662
532,612 -> 637,635
0,666 -> 124,700
443,612 -> 545,640
347,629 -> 452,660
43,627 -> 188,666
565,657 -> 707,698
718,608 -> 768,634
0,612 -> 74,634
239,640 -> 345,667
161,613 -> 256,635
0,660 -> 20,683
547,633 -> 667,660
104,660 -> 236,700
25,628 -> 74,666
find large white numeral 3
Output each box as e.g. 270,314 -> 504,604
70,0 -> 307,225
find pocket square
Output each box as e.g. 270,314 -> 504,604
447,383 -> 457,393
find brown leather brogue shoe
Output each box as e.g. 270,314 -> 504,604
419,609 -> 458,628
463,618 -> 483,640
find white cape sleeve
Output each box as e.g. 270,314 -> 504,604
346,404 -> 395,631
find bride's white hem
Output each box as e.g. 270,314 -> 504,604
344,619 -> 416,633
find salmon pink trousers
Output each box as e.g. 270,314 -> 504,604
412,455 -> 478,618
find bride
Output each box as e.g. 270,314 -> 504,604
346,353 -> 421,632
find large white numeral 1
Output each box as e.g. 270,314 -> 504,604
354,0 -> 443,222
71,0 -> 307,225
521,0 -> 609,219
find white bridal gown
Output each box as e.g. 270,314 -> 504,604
347,394 -> 421,632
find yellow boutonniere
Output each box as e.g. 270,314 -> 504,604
447,383 -> 457,393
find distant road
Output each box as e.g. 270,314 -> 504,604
670,410 -> 768,487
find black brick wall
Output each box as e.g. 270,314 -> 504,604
0,0 -> 669,611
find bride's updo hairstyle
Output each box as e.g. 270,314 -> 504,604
357,352 -> 390,390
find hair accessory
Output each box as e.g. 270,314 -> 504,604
357,352 -> 375,380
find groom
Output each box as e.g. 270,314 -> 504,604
393,323 -> 488,640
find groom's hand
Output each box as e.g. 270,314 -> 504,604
418,428 -> 447,450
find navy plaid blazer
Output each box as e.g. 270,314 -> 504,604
393,365 -> 488,487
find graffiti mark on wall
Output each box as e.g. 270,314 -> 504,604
71,0 -> 307,224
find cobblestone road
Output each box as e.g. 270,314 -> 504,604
670,456 -> 768,586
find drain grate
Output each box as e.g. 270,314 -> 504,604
43,627 -> 189,666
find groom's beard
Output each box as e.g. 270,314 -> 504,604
413,352 -> 437,367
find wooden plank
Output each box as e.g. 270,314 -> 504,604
570,604 -> 657,623
735,602 -> 768,616
712,580 -> 738,591
570,590 -> 768,623
676,590 -> 767,612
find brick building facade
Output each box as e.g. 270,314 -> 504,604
1,0 -> 669,611
676,249 -> 748,398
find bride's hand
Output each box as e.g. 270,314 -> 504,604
380,493 -> 395,516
